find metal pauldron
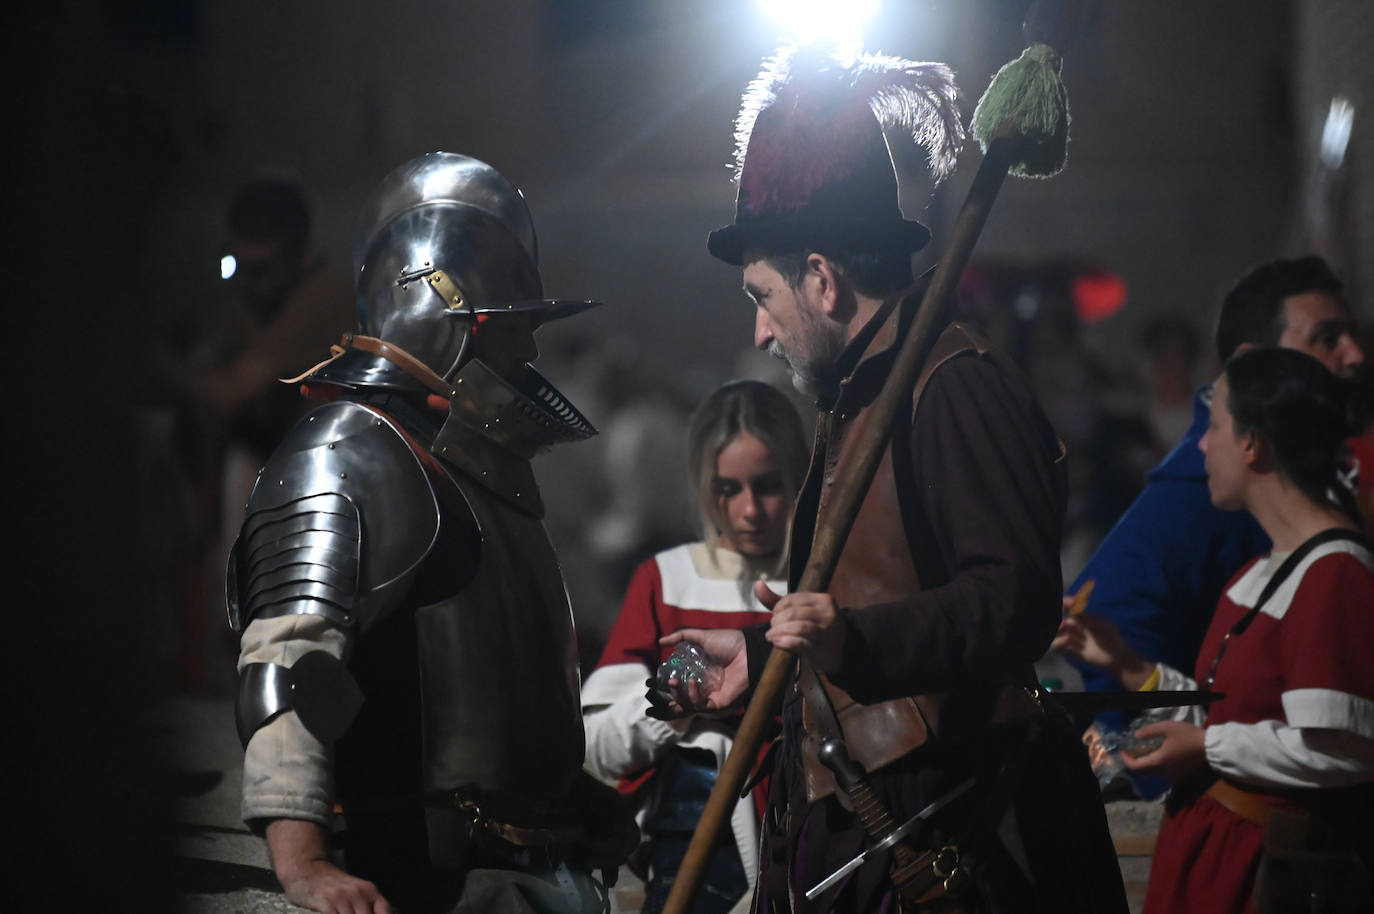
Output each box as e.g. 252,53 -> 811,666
228,492 -> 361,630
226,400 -> 445,634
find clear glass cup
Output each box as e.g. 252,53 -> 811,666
656,641 -> 723,695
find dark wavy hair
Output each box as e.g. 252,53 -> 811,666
763,246 -> 915,298
1214,256 -> 1345,362
1223,347 -> 1361,522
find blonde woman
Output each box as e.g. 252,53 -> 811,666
582,380 -> 807,914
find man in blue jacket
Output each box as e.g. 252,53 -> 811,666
1065,257 -> 1364,770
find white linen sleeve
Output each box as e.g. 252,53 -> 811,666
1152,662 -> 1207,727
581,662 -> 689,784
238,613 -> 350,827
1205,717 -> 1374,789
1205,683 -> 1374,788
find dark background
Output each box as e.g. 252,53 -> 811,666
12,1 -> 1373,906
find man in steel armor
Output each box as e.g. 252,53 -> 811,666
228,152 -> 636,914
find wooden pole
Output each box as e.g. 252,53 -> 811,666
660,133 -> 1022,914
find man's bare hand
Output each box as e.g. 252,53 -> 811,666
279,859 -> 393,914
266,819 -> 394,914
651,628 -> 749,718
759,582 -> 845,674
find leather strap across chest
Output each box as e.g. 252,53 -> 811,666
798,321 -> 985,804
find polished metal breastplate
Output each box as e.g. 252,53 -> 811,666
414,465 -> 584,800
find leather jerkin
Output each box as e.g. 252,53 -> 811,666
796,321 -> 1053,804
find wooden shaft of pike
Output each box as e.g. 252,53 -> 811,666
660,136 -> 1019,914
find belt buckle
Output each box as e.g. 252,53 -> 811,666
931,845 -> 969,895
454,791 -> 502,844
931,846 -> 959,878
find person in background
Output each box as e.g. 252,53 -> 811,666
1063,258 -> 1365,738
202,175 -> 356,452
1140,313 -> 1204,463
155,175 -> 356,694
582,379 -> 807,914
1055,347 -> 1374,914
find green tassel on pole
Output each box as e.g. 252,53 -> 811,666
970,42 -> 1070,178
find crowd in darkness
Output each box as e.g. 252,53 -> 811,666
76,86 -> 1336,700
129,190 -> 1280,692
18,9 -> 1371,912
508,258 -> 1241,675
29,99 -> 1373,914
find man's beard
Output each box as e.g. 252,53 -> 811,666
769,313 -> 846,399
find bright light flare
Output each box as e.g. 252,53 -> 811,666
1320,96 -> 1354,170
759,0 -> 881,51
221,254 -> 237,280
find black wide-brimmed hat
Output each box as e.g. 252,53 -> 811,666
707,46 -> 966,267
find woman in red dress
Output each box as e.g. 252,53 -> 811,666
1055,347 -> 1374,914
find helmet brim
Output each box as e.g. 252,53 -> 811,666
469,299 -> 602,322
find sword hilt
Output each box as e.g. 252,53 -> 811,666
817,739 -> 919,869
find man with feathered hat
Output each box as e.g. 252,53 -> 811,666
653,47 -> 1126,913
227,153 -> 636,914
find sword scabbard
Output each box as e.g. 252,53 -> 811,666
891,845 -> 969,907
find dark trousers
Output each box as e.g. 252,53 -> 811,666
641,833 -> 748,914
641,748 -> 750,914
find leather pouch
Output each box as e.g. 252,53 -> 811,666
800,678 -> 934,804
800,678 -> 1042,804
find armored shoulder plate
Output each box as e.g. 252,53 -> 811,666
227,400 -> 446,632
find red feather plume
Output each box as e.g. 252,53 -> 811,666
732,45 -> 964,213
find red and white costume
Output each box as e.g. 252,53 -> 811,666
581,542 -> 782,892
1144,535 -> 1374,914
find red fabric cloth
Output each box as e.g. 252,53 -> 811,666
1201,551 -> 1374,731
1146,791 -> 1266,914
593,546 -> 777,822
1143,546 -> 1374,914
596,553 -> 773,671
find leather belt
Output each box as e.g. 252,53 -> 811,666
1206,779 -> 1276,827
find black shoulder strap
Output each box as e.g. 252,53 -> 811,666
1233,528 -> 1371,636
